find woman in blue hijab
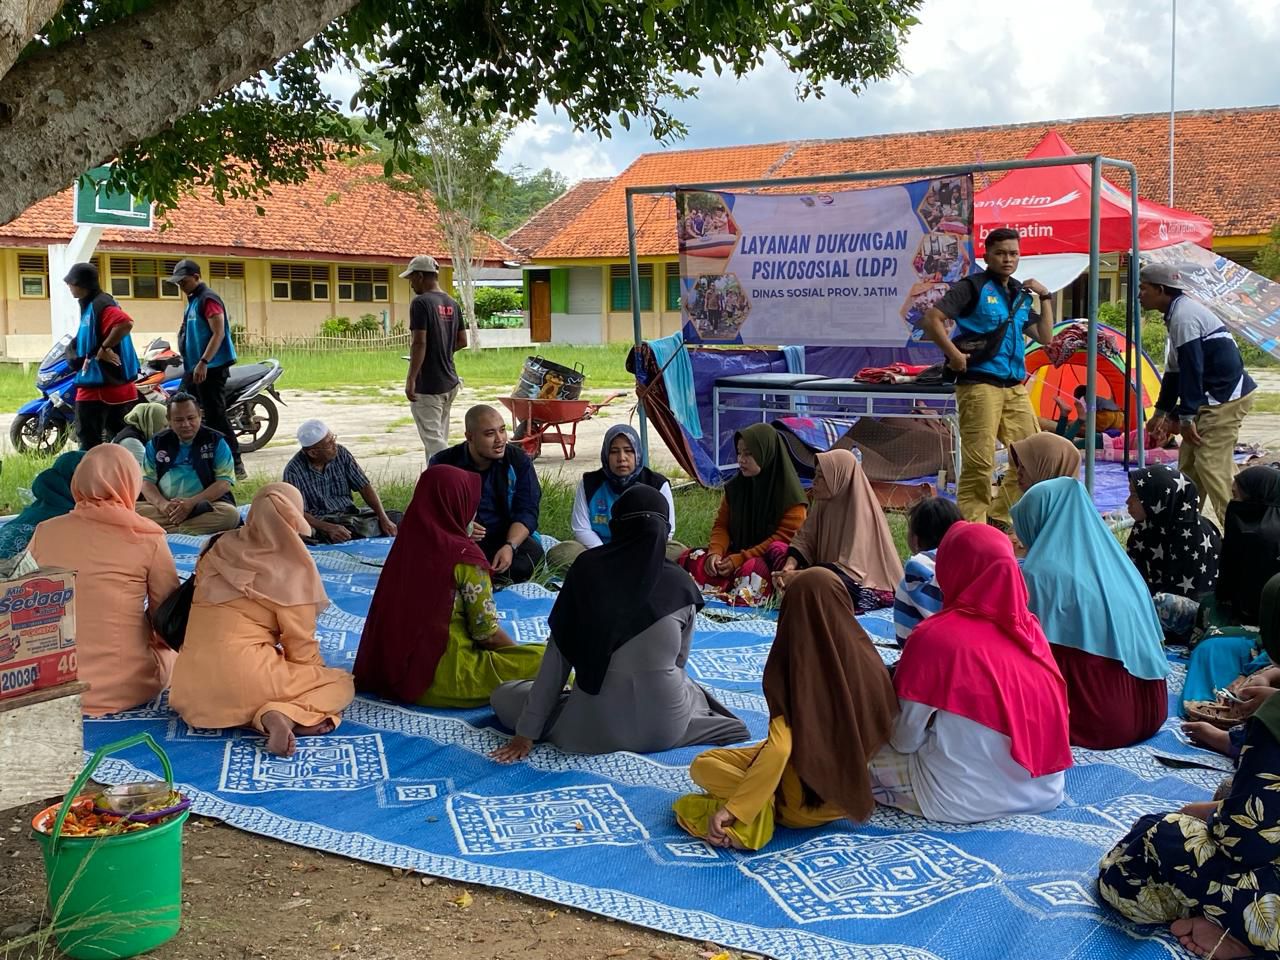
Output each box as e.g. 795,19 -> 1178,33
1012,476 -> 1169,749
0,450 -> 87,560
546,424 -> 682,569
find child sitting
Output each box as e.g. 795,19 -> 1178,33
893,497 -> 963,647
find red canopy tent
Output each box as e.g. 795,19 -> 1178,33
973,131 -> 1214,256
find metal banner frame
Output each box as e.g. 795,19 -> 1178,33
625,154 -> 1147,492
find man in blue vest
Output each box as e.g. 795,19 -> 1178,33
167,259 -> 245,479
1142,262 -> 1255,524
922,228 -> 1054,527
137,392 -> 240,534
430,404 -> 543,584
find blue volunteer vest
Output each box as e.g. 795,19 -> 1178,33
181,284 -> 237,368
954,277 -> 1033,384
75,292 -> 140,387
586,482 -> 623,542
151,426 -> 235,505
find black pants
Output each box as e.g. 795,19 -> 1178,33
480,530 -> 544,585
182,364 -> 241,466
76,399 -> 133,450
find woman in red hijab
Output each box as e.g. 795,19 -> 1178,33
354,465 -> 544,707
868,521 -> 1073,823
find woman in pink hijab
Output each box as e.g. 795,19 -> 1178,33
29,444 -> 180,716
868,521 -> 1073,823
170,484 -> 353,757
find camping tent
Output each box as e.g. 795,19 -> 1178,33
1024,321 -> 1162,432
973,131 -> 1214,256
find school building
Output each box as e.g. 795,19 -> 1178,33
507,106 -> 1280,344
0,161 -> 516,359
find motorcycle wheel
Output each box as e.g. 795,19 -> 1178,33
10,414 -> 72,455
233,396 -> 278,453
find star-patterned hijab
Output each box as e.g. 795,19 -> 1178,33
1125,465 -> 1220,600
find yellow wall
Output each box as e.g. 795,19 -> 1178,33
0,248 -> 431,356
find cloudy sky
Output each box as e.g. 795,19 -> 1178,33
485,0 -> 1279,183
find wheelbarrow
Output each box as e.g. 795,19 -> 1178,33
498,392 -> 625,460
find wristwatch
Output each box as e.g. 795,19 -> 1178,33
505,540 -> 517,552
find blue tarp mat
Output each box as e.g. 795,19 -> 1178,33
83,535 -> 1223,960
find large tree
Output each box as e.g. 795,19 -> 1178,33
0,0 -> 922,226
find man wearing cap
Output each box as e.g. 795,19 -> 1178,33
402,255 -> 467,462
283,419 -> 400,543
1142,263 -> 1256,523
64,261 -> 142,449
167,258 -> 245,479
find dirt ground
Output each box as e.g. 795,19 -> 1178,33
0,801 -> 751,960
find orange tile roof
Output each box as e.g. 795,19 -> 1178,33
0,161 -> 516,265
505,178 -> 611,257
528,107 -> 1280,260
535,143 -> 795,259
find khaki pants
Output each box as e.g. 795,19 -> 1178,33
1179,391 -> 1254,527
411,385 -> 460,464
137,500 -> 241,535
954,382 -> 1040,525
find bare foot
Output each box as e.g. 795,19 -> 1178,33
1183,722 -> 1232,757
1171,916 -> 1253,958
294,718 -> 336,737
261,710 -> 297,758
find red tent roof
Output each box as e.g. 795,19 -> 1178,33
973,131 -> 1214,256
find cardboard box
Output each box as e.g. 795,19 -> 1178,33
0,568 -> 76,702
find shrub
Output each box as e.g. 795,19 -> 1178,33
472,286 -> 524,322
353,313 -> 384,334
319,316 -> 353,337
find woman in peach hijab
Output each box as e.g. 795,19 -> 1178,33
170,483 -> 353,757
28,444 -> 180,716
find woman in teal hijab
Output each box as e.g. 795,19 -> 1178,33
1012,476 -> 1169,749
1097,572 -> 1280,959
0,450 -> 86,560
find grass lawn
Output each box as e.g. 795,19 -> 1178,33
255,342 -> 636,393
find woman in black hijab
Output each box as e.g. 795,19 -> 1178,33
490,485 -> 748,759
1215,465 -> 1280,626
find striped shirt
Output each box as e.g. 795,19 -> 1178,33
893,550 -> 944,647
283,446 -> 370,517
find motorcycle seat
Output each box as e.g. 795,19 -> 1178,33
224,363 -> 273,391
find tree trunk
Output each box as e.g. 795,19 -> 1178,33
0,0 -> 63,80
0,0 -> 359,225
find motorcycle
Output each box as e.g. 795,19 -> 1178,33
10,336 -> 287,455
10,334 -> 77,455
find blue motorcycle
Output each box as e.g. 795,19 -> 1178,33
11,335 -> 286,455
10,334 -> 77,454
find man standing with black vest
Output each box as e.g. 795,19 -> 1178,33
168,258 -> 245,479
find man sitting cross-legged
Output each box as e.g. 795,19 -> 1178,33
284,419 -> 400,543
430,404 -> 543,584
136,392 -> 240,535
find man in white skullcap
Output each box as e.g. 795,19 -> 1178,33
283,419 -> 400,543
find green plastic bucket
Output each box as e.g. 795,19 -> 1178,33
30,733 -> 188,959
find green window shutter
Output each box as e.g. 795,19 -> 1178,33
667,272 -> 682,311
610,276 -> 631,311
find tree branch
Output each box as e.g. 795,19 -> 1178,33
0,0 -> 358,225
0,0 -> 61,79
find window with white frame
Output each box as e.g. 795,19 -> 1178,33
271,263 -> 331,301
17,254 -> 48,299
337,266 -> 390,303
108,257 -> 183,300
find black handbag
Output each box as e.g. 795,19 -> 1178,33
152,533 -> 225,651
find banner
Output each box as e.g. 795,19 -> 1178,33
1141,241 -> 1280,361
675,175 -> 974,347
